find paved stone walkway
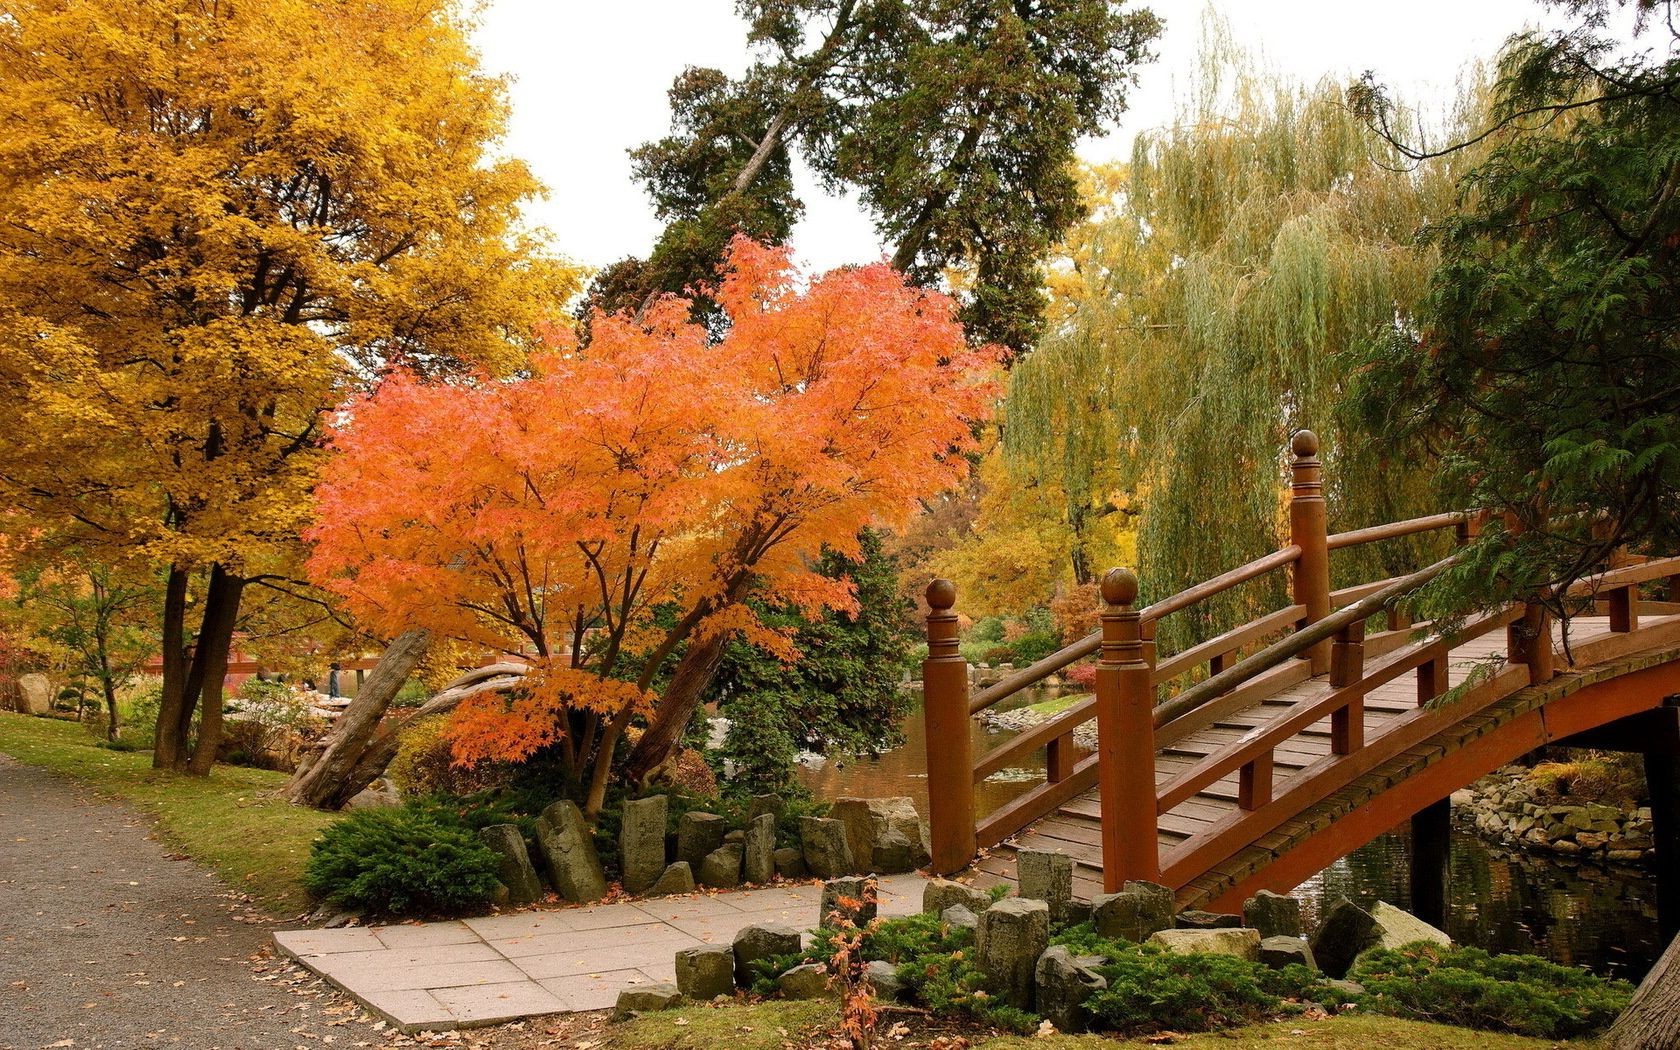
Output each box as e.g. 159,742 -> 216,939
275,873 -> 927,1032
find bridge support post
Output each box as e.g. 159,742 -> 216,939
1410,796 -> 1451,930
1648,749 -> 1680,942
1290,431 -> 1332,675
923,580 -> 975,875
1097,568 -> 1159,891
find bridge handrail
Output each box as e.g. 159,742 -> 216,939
1326,511 -> 1471,551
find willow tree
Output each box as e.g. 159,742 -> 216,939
1004,37 -> 1489,644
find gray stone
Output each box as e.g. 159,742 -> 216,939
647,861 -> 695,896
863,959 -> 904,1000
828,797 -> 930,874
346,779 -> 401,810
674,943 -> 735,1000
733,922 -> 802,986
800,816 -> 856,879
534,800 -> 608,903
819,875 -> 878,927
1125,880 -> 1176,927
1092,888 -> 1173,942
1310,898 -> 1382,978
1175,910 -> 1242,930
1147,927 -> 1261,961
1259,936 -> 1317,971
1369,900 -> 1452,950
744,812 -> 776,885
749,794 -> 786,822
1016,850 -> 1074,922
940,904 -> 979,931
611,982 -> 683,1021
620,795 -> 668,894
16,672 -> 50,715
773,847 -> 807,880
1326,978 -> 1366,997
724,829 -> 745,844
699,843 -> 743,889
977,897 -> 1049,1010
1035,945 -> 1106,1034
676,811 -> 728,869
923,877 -> 991,917
777,962 -> 829,999
478,824 -> 544,905
1243,890 -> 1302,939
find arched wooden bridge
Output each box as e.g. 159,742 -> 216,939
921,432 -> 1680,923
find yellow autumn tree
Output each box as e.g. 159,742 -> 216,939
0,0 -> 580,772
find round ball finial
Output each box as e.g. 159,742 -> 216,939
926,578 -> 957,611
1292,429 -> 1319,458
1101,567 -> 1139,607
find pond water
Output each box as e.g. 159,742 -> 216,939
795,695 -> 1665,982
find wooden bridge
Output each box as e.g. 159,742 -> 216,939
921,432 -> 1680,927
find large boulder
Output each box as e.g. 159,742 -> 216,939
1369,901 -> 1452,950
478,824 -> 544,905
743,812 -> 776,885
777,962 -> 829,999
676,812 -> 728,869
977,898 -> 1049,1010
674,944 -> 735,1000
829,797 -> 931,874
1016,850 -> 1074,922
800,816 -> 856,879
1243,890 -> 1302,939
1035,945 -> 1107,1034
1148,927 -> 1262,961
819,875 -> 878,928
620,795 -> 669,894
647,861 -> 696,896
1092,885 -> 1173,943
1259,936 -> 1317,971
611,982 -> 682,1021
1310,898 -> 1382,978
863,959 -> 905,1000
733,923 -> 802,987
699,843 -> 743,889
923,878 -> 991,917
16,673 -> 51,715
534,800 -> 608,903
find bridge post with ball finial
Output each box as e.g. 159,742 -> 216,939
923,579 -> 975,874
1096,568 -> 1160,890
1290,430 -> 1333,675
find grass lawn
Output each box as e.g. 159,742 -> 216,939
611,1002 -> 1597,1049
0,711 -> 333,915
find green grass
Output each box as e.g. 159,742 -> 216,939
610,1002 -> 1594,1049
1013,691 -> 1091,719
0,712 -> 335,915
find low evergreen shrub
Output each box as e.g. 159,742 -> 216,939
1348,942 -> 1634,1039
303,806 -> 502,917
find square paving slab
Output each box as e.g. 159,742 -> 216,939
274,874 -> 927,1032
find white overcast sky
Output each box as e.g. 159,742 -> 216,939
472,1 -> 1581,275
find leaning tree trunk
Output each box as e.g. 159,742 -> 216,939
1604,931 -> 1680,1049
286,629 -> 431,808
621,632 -> 729,783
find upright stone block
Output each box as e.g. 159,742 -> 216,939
922,877 -> 991,917
819,875 -> 878,928
829,797 -> 931,874
1016,850 -> 1074,922
977,897 -> 1050,1010
1092,888 -> 1171,942
699,843 -> 743,888
1124,880 -> 1176,931
534,800 -> 608,903
1243,890 -> 1302,939
1310,898 -> 1382,978
743,812 -> 776,884
676,812 -> 728,869
1035,945 -> 1107,1034
478,823 -> 544,905
800,816 -> 855,879
732,923 -> 802,987
674,943 -> 736,1000
620,795 -> 669,895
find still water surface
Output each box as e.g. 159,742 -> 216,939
795,697 -> 1665,981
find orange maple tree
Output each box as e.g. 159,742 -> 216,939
308,238 -> 999,813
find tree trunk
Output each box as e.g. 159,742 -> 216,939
152,565 -> 191,769
1604,931 -> 1680,1049
285,628 -> 430,809
102,678 -> 118,742
184,566 -> 245,775
622,631 -> 729,783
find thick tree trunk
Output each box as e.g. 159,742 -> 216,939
285,629 -> 430,809
183,566 -> 245,776
1604,931 -> 1680,1049
622,632 -> 729,783
152,566 -> 192,769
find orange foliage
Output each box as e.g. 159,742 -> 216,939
308,238 -> 1000,793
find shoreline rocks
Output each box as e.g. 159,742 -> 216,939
1456,767 -> 1654,864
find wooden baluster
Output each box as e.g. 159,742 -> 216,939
1668,574 -> 1680,605
1290,430 -> 1332,674
1239,751 -> 1274,811
1609,583 -> 1639,633
1209,652 -> 1228,676
1096,568 -> 1159,890
923,580 -> 975,874
1506,601 -> 1555,685
1417,653 -> 1449,707
1386,607 -> 1412,633
1045,733 -> 1075,784
1330,619 -> 1365,755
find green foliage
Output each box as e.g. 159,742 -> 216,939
1348,943 -> 1633,1039
302,806 -> 502,917
711,530 -> 917,797
1353,12 -> 1680,618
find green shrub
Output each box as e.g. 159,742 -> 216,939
1348,942 -> 1633,1039
303,806 -> 502,917
1009,630 -> 1063,665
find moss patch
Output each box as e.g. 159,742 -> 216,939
0,712 -> 334,914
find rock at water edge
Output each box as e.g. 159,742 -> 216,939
1148,927 -> 1262,961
